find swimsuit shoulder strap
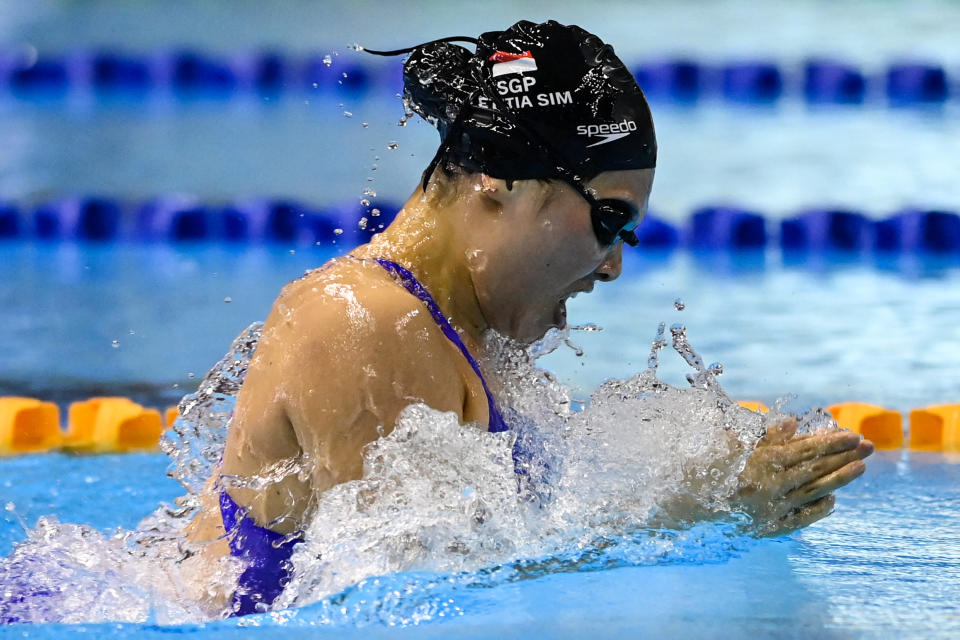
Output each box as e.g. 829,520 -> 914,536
374,258 -> 509,433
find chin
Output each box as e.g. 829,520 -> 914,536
517,307 -> 567,345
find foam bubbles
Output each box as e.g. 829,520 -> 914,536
0,319 -> 791,626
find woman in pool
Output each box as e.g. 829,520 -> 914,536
187,21 -> 874,616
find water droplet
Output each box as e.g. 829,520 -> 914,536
333,228 -> 344,235
360,198 -> 371,207
111,340 -> 120,348
322,54 -> 333,67
343,111 -> 353,118
708,362 -> 724,376
387,142 -> 398,150
674,298 -> 685,311
371,208 -> 380,217
312,82 -> 319,89
187,372 -> 195,379
289,249 -> 296,255
570,323 -> 604,332
342,72 -> 348,78
363,187 -> 377,197
362,122 -> 369,128
646,322 -> 667,372
224,296 -> 232,303
358,217 -> 368,230
564,338 -> 585,357
5,502 -> 15,512
128,329 -> 135,335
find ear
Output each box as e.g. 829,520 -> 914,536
477,174 -> 549,212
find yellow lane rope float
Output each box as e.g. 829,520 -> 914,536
1,396 -> 958,456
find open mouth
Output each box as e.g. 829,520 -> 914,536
554,285 -> 593,329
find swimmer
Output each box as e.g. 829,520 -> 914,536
185,20 -> 874,615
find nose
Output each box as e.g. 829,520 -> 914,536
594,242 -> 623,282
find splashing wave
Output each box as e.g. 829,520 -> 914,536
1,320 -> 812,626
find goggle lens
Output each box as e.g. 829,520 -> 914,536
590,199 -> 640,247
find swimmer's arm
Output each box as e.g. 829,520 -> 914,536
652,420 -> 873,536
281,285 -> 471,494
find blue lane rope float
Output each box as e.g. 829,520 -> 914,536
780,209 -> 873,252
721,62 -> 784,103
874,209 -> 960,253
803,60 -> 867,104
886,63 -> 950,104
2,196 -> 403,244
688,206 -> 768,250
0,202 -> 20,239
0,49 -> 954,106
632,60 -> 701,102
3,197 -> 960,254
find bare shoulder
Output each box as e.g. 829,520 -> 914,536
225,256 -> 476,498
262,257 -> 469,432
267,257 -> 455,363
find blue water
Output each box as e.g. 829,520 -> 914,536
2,242 -> 959,412
2,450 -> 958,638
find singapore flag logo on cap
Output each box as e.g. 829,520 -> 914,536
489,50 -> 537,77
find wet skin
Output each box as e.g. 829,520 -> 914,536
187,167 -> 873,561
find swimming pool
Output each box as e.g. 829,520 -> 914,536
3,245 -> 959,637
3,444 -> 958,638
3,0 -> 960,637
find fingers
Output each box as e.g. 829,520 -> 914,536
788,459 -> 867,504
761,494 -> 836,537
782,440 -> 875,491
759,417 -> 798,445
779,430 -> 863,466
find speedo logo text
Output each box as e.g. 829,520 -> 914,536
576,120 -> 637,147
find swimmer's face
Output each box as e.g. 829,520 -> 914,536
475,168 -> 654,343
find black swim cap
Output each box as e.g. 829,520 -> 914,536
370,20 -> 656,186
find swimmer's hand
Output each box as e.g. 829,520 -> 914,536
734,418 -> 874,537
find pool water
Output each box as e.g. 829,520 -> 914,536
2,449 -> 958,638
2,243 -> 958,412
1,248 -> 959,637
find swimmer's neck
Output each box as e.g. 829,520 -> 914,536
352,192 -> 490,351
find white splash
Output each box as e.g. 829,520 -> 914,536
0,318 -> 807,626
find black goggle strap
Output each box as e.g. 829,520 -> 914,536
362,37 -> 480,192
362,36 -> 480,57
